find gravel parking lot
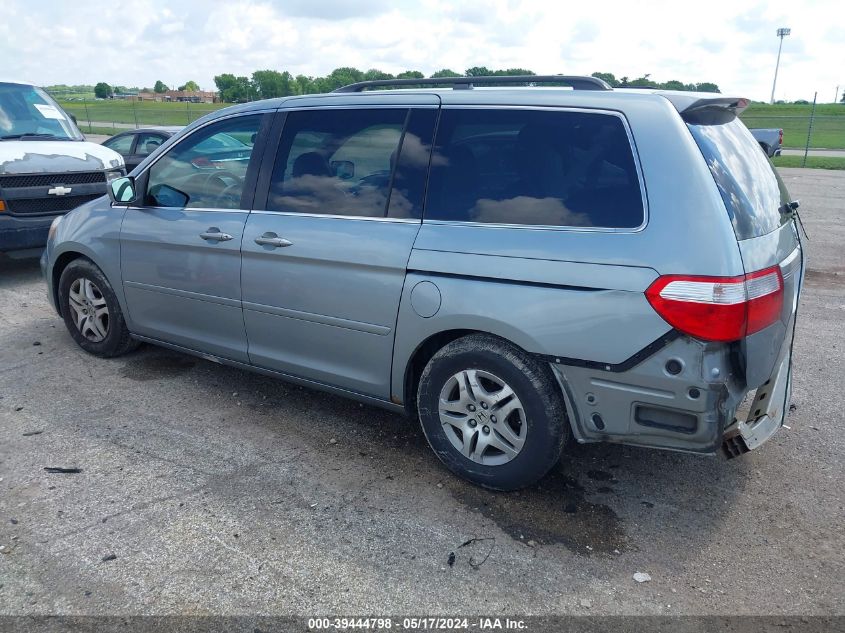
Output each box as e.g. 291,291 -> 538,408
0,168 -> 843,617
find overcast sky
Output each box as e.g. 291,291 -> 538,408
3,0 -> 842,102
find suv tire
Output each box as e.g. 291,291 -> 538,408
58,259 -> 138,358
417,333 -> 568,490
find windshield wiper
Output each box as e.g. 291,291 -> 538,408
0,133 -> 67,141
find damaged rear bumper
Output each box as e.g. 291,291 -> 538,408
722,344 -> 793,458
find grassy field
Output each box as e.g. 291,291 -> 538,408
57,99 -> 227,128
773,155 -> 845,170
740,103 -> 845,149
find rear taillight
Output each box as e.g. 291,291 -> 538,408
645,266 -> 784,342
779,129 -> 784,145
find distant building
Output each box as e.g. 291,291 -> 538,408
132,90 -> 217,103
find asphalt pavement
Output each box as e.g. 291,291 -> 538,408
0,168 -> 842,616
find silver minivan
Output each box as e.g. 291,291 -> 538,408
41,76 -> 804,490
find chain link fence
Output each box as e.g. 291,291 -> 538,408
53,97 -> 223,135
740,114 -> 845,150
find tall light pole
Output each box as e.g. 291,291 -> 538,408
770,27 -> 791,104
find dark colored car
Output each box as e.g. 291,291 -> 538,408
101,127 -> 182,171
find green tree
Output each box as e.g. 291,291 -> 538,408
429,69 -> 462,87
363,69 -> 394,81
591,72 -> 619,87
430,69 -> 462,78
213,74 -> 256,102
694,82 -> 720,93
178,80 -> 200,92
251,70 -> 296,99
94,82 -> 112,99
316,67 -> 365,92
390,70 -> 424,88
493,68 -> 534,76
294,74 -> 315,95
465,66 -> 492,77
153,80 -> 169,93
628,74 -> 654,87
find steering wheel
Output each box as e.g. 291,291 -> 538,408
184,170 -> 243,206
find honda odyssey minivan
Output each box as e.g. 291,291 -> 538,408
41,75 -> 804,490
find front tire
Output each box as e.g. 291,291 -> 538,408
417,334 -> 568,491
58,259 -> 138,357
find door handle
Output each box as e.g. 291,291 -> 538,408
254,232 -> 293,248
200,228 -> 233,242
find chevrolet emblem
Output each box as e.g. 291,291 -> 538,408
48,186 -> 72,196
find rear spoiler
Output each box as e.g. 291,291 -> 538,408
655,93 -> 750,117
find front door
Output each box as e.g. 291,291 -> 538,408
120,113 -> 267,362
242,106 -> 438,398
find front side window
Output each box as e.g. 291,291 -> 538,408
426,109 -> 644,228
145,115 -> 262,209
267,109 -> 408,218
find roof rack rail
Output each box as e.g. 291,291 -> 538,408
333,75 -> 612,93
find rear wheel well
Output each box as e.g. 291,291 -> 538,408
52,252 -> 91,315
759,141 -> 770,155
403,329 -> 494,416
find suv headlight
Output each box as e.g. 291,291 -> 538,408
106,168 -> 126,182
48,214 -> 63,241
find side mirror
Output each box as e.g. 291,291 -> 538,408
331,160 -> 355,180
108,176 -> 137,205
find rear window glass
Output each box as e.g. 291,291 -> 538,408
425,109 -> 644,228
686,114 -> 790,240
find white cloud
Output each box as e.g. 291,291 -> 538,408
0,0 -> 840,101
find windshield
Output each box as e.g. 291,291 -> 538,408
686,113 -> 790,240
0,82 -> 83,141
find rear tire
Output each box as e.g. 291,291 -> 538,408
58,259 -> 138,358
417,333 -> 568,491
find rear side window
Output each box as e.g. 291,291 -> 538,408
268,109 -> 408,218
686,114 -> 790,240
135,133 -> 166,156
103,134 -> 133,154
425,109 -> 644,228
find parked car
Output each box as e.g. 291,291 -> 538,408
0,80 -> 124,254
750,128 -> 783,157
101,126 -> 182,171
41,76 -> 804,490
